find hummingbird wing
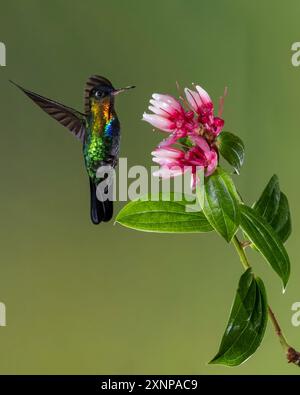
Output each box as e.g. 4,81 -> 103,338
10,80 -> 86,142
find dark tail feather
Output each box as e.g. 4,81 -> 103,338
102,198 -> 113,223
89,178 -> 113,225
89,179 -> 103,224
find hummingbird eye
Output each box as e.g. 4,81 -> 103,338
95,90 -> 105,99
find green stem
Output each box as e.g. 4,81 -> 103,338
232,236 -> 251,270
232,235 -> 292,355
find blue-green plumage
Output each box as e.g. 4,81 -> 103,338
83,97 -> 120,182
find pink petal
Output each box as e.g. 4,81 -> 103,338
189,134 -> 210,152
153,168 -> 170,178
190,172 -> 200,190
149,100 -> 176,118
152,158 -> 172,166
158,133 -> 181,147
148,105 -> 168,117
142,113 -> 175,132
153,166 -> 184,179
196,85 -> 212,107
152,147 -> 184,159
152,157 -> 181,167
152,94 -> 183,114
191,173 -> 197,189
152,94 -> 182,108
212,117 -> 224,136
149,99 -> 172,114
205,150 -> 218,176
168,167 -> 186,177
184,88 -> 202,112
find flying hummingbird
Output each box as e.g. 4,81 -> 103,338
11,76 -> 135,224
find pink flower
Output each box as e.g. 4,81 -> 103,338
185,146 -> 218,187
184,85 -> 225,137
142,93 -> 195,146
152,147 -> 185,178
152,144 -> 218,188
143,82 -> 225,185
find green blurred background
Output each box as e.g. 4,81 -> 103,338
0,0 -> 299,374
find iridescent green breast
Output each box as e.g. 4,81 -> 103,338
83,99 -> 115,180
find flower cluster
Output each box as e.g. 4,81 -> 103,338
143,84 -> 225,188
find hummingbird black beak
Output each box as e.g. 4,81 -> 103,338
112,86 -> 135,96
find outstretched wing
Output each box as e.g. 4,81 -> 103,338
10,80 -> 86,142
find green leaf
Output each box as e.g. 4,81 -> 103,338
210,269 -> 268,366
240,205 -> 290,289
253,174 -> 280,222
178,136 -> 193,149
202,167 -> 240,242
216,131 -> 245,174
115,193 -> 214,233
253,175 -> 291,243
270,192 -> 292,243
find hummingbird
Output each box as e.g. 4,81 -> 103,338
11,76 -> 135,224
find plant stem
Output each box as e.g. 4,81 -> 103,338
232,235 -> 300,365
267,305 -> 289,351
232,236 -> 251,270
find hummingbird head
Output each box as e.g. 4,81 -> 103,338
90,84 -> 115,101
84,75 -> 135,112
90,84 -> 135,102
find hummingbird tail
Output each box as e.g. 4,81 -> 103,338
89,178 -> 113,225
